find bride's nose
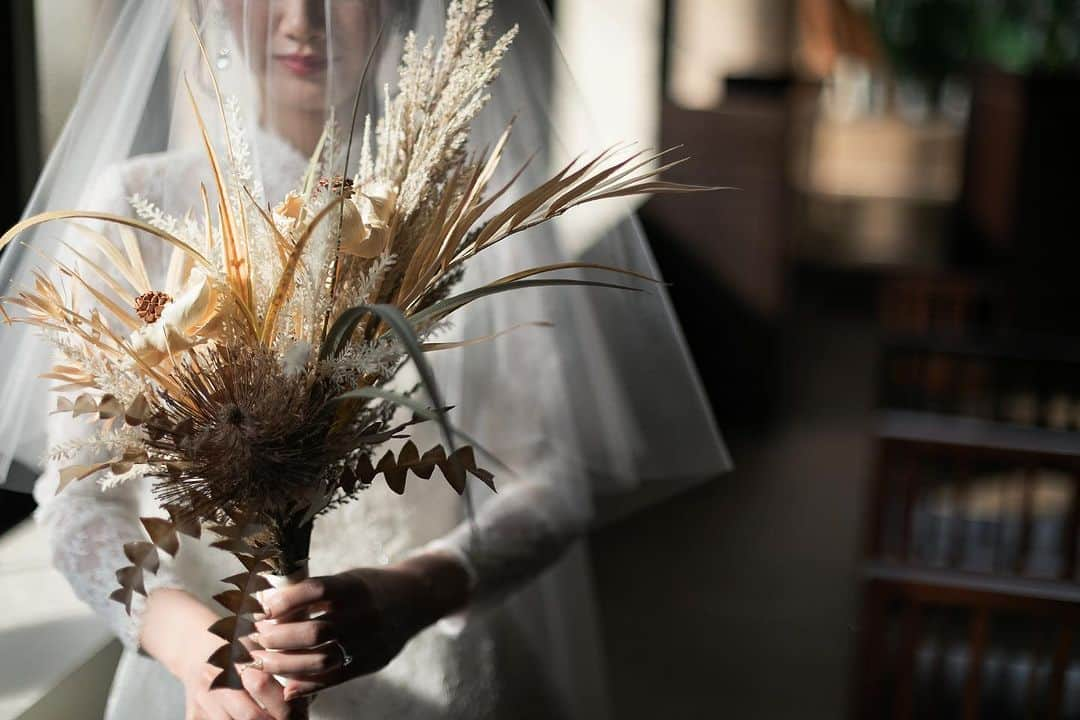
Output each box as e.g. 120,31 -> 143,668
277,0 -> 327,45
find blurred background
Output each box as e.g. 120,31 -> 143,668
2,0 -> 1080,718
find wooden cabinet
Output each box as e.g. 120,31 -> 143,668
857,276 -> 1080,719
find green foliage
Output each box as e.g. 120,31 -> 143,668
873,0 -> 1080,91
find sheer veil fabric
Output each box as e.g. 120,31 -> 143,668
0,1 -> 730,718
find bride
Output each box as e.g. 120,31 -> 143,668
0,1 -> 729,719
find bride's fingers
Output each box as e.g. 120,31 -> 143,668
194,696 -> 228,720
219,687 -> 275,720
240,668 -> 291,720
282,673 -> 338,703
270,601 -> 332,623
254,618 -> 336,650
260,578 -> 335,619
250,648 -> 344,677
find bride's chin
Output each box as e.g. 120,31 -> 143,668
265,82 -> 334,115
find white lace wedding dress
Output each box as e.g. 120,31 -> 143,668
33,130 -> 606,720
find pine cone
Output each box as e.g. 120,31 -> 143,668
134,291 -> 173,324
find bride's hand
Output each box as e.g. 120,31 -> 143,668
180,643 -> 292,720
251,551 -> 471,702
142,588 -> 292,720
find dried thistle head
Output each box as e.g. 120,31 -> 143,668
144,342 -> 354,525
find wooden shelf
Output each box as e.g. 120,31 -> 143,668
862,275 -> 1080,717
882,332 -> 1080,365
864,561 -> 1080,605
879,410 -> 1080,458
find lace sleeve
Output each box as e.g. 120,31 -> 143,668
417,478 -> 590,632
30,159 -> 185,652
34,412 -> 185,652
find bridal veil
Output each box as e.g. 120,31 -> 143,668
0,1 -> 730,716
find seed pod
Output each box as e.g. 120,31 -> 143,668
134,291 -> 173,324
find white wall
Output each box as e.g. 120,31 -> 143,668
34,0 -> 108,156
552,0 -> 663,253
669,0 -> 793,108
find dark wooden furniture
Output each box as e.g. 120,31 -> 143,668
856,276 -> 1080,719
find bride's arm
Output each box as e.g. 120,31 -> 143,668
253,478 -> 588,700
32,161 -> 196,653
37,391 -> 288,719
420,478 -> 589,620
34,409 -> 187,650
34,163 -> 288,719
35,446 -> 219,672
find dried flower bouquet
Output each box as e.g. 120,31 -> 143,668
0,0 -> 710,690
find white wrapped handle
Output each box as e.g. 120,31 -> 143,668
261,562 -> 310,686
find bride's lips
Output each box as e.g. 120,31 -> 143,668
274,53 -> 328,76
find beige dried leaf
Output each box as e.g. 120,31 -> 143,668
115,565 -> 146,597
344,441 -> 493,496
125,394 -> 151,426
123,541 -> 160,573
98,394 -> 124,420
57,461 -> 111,493
221,572 -> 273,593
213,589 -> 264,615
72,394 -> 98,416
141,516 -> 181,556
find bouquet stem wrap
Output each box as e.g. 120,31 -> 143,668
263,561 -> 312,718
